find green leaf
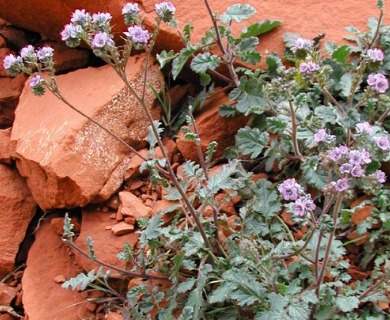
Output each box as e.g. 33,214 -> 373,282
205,141 -> 218,165
177,278 -> 196,293
314,105 -> 339,124
241,20 -> 282,38
252,179 -> 281,218
219,104 -> 237,117
199,72 -> 211,86
156,50 -> 176,68
183,22 -> 194,42
301,156 -> 328,190
190,52 -> 220,73
172,46 -> 196,80
331,45 -> 351,63
266,117 -> 287,134
266,53 -> 282,76
220,4 -> 256,23
63,212 -> 75,238
237,36 -> 259,51
335,296 -> 360,312
62,267 -> 104,291
236,127 -> 269,158
146,120 -> 163,148
240,51 -> 261,64
339,72 -> 353,98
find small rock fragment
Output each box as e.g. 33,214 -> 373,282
111,222 -> 134,236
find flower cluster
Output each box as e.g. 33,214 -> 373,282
367,73 -> 389,93
155,1 -> 176,25
294,37 -> 313,51
278,178 -> 316,217
122,3 -> 140,25
124,26 -> 150,49
299,61 -> 320,74
365,48 -> 384,62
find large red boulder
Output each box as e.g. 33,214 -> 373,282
10,54 -> 162,210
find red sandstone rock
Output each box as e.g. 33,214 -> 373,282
74,207 -> 139,271
0,164 -> 36,278
177,89 -> 248,162
10,54 -> 162,210
22,215 -> 90,320
0,1 -> 387,62
0,128 -> 12,164
0,284 -> 16,306
111,221 -> 135,236
118,190 -> 152,219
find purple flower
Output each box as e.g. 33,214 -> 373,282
294,37 -> 313,50
61,24 -> 82,41
299,61 -> 320,74
92,12 -> 112,27
367,73 -> 389,94
36,47 -> 54,61
124,26 -> 150,46
375,170 -> 386,183
3,54 -> 22,70
71,9 -> 90,25
91,32 -> 114,49
20,45 -> 35,59
348,148 -> 371,166
29,74 -> 42,88
122,3 -> 139,15
350,165 -> 364,178
366,48 -> 384,62
333,178 -> 349,192
292,196 -> 316,217
340,163 -> 352,174
314,129 -> 335,143
155,1 -> 176,23
355,122 -> 373,135
278,178 -> 303,201
374,135 -> 390,151
329,145 -> 348,162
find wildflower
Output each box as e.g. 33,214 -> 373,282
91,32 -> 114,49
355,122 -> 373,135
350,165 -> 364,178
374,135 -> 390,151
329,145 -> 348,162
20,45 -> 36,59
366,48 -> 384,62
367,73 -> 389,94
29,74 -> 42,88
339,163 -> 352,174
278,178 -> 304,201
122,3 -> 140,24
348,148 -> 371,166
333,178 -> 349,192
71,9 -> 90,26
3,54 -> 22,71
375,170 -> 386,183
36,47 -> 54,61
294,37 -> 313,50
124,26 -> 150,46
61,24 -> 82,41
299,61 -> 320,74
314,128 -> 335,143
292,196 -> 316,217
92,12 -> 112,27
155,1 -> 176,23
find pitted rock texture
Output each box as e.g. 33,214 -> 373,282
0,163 -> 36,278
22,215 -> 90,320
10,54 -> 162,210
0,1 -> 387,58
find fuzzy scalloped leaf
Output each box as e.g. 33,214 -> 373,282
62,267 -> 104,291
156,50 -> 176,68
252,179 -> 281,218
219,104 -> 237,117
331,45 -> 352,64
172,45 -> 197,80
301,156 -> 328,190
237,36 -> 259,51
335,296 -> 360,312
241,19 -> 282,38
236,127 -> 269,158
146,120 -> 163,148
220,4 -> 256,24
177,278 -> 196,293
190,52 -> 220,73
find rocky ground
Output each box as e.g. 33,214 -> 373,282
0,1 -> 389,319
